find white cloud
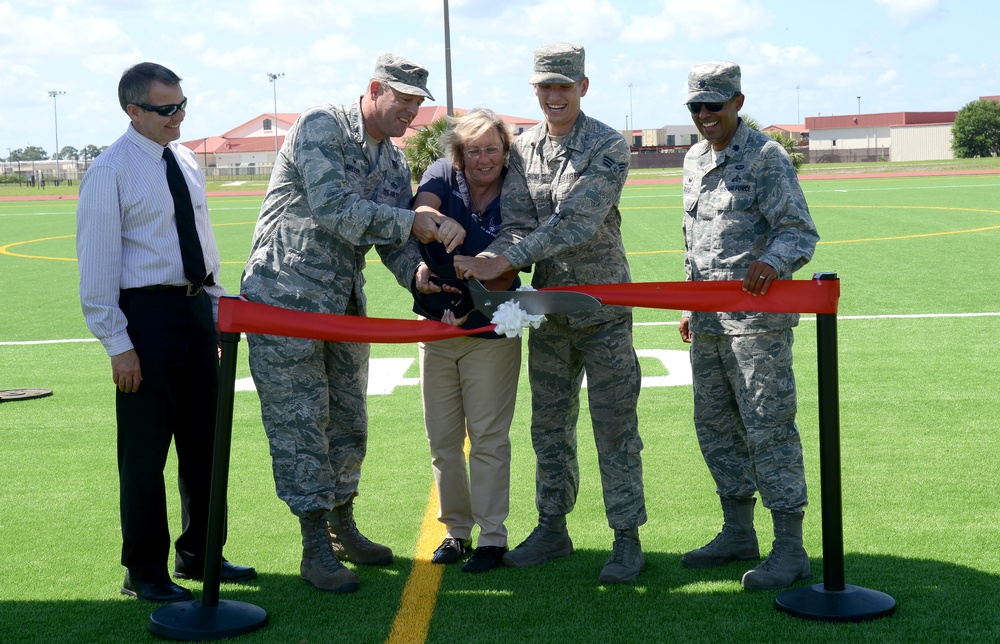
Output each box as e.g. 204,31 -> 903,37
755,43 -> 822,68
621,13 -> 677,43
874,0 -> 939,27
181,33 -> 207,50
490,0 -> 624,43
877,69 -> 898,85
309,35 -> 366,64
625,0 -> 771,42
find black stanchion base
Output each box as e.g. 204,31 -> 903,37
149,599 -> 267,641
776,583 -> 896,622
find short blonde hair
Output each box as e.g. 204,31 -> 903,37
440,108 -> 514,171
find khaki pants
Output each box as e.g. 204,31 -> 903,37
418,335 -> 521,547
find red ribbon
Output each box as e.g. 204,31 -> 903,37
222,279 -> 839,342
220,296 -> 490,343
550,279 -> 839,315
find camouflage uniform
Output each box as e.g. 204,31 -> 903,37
486,112 -> 646,530
241,102 -> 421,517
683,118 -> 819,513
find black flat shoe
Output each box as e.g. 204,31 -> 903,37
431,537 -> 471,565
122,571 -> 193,603
174,559 -> 257,582
461,545 -> 507,573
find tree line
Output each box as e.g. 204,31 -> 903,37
4,144 -> 109,163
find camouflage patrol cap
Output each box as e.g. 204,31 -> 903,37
685,61 -> 741,104
529,43 -> 585,84
373,53 -> 434,100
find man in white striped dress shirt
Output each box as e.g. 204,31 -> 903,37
77,62 -> 254,604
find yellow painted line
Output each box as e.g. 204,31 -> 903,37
386,482 -> 445,644
813,204 -> 1000,213
0,223 -> 256,264
819,225 -> 1000,244
0,234 -> 77,261
3,210 -> 999,263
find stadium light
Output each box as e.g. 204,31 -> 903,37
267,73 -> 284,164
49,91 -> 66,185
629,83 -> 634,132
443,0 -> 454,116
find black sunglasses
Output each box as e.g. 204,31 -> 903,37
687,101 -> 726,114
134,97 -> 188,117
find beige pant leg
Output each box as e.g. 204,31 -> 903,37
419,335 -> 521,546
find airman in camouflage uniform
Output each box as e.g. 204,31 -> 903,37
678,61 -> 820,591
241,54 -> 461,593
454,43 -> 646,585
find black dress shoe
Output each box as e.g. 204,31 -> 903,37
174,559 -> 257,582
431,537 -> 471,565
462,545 -> 507,574
122,571 -> 193,603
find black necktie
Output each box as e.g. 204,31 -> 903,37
162,146 -> 210,288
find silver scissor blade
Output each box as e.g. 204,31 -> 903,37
467,278 -> 601,317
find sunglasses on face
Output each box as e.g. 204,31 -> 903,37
134,97 -> 188,117
687,101 -> 726,114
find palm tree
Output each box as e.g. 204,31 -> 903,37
404,117 -> 451,182
742,114 -> 803,172
764,130 -> 804,172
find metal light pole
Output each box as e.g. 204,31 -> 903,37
857,96 -> 861,115
443,0 -> 454,116
628,83 -> 634,133
49,90 -> 66,185
267,73 -> 284,165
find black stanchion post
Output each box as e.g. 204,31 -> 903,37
775,273 -> 896,621
149,317 -> 268,639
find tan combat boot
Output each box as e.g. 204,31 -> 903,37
682,496 -> 760,568
300,512 -> 360,593
328,501 -> 393,566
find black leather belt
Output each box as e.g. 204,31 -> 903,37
136,284 -> 204,297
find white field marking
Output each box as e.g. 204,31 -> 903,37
0,210 -> 70,217
9,313 -> 999,395
619,181 -> 1000,200
0,205 -> 260,218
635,312 -> 1000,327
235,350 -> 693,395
804,182 -> 1000,195
1,337 -> 100,345
220,181 -> 248,186
6,312 -> 999,348
234,357 -> 419,396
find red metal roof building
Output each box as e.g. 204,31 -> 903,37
182,108 -> 538,174
804,111 -> 958,163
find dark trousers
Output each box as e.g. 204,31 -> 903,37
116,288 -> 220,582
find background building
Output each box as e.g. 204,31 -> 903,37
623,124 -> 702,169
180,108 -> 538,177
804,112 -> 957,163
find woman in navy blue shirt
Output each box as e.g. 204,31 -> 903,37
412,109 -> 520,573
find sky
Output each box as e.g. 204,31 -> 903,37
1,0 -> 998,157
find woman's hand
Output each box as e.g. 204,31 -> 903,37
441,309 -> 470,326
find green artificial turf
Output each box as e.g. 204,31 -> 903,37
1,174 -> 998,642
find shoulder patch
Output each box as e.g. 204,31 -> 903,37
602,155 -> 628,176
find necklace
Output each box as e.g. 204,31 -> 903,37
469,183 -> 501,215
